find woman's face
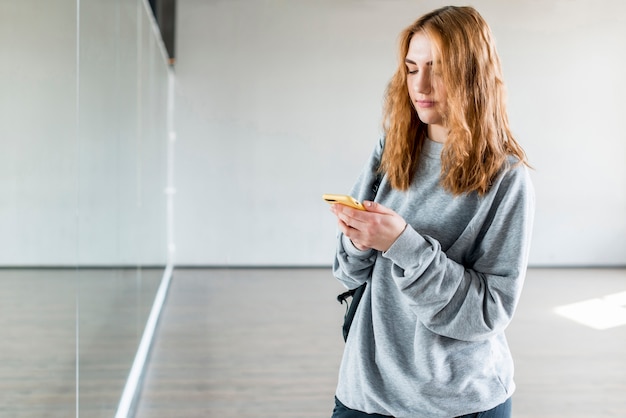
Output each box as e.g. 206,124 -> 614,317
405,32 -> 448,142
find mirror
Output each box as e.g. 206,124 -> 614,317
0,0 -> 171,415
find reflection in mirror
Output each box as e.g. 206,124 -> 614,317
0,270 -> 77,416
0,0 -> 172,416
78,269 -> 163,415
0,0 -> 79,414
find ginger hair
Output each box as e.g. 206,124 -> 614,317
381,6 -> 528,195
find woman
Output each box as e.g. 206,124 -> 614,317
329,6 -> 534,418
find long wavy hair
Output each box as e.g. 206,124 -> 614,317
381,6 -> 528,195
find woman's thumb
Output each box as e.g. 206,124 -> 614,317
364,200 -> 386,213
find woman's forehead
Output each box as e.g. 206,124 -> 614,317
406,32 -> 434,63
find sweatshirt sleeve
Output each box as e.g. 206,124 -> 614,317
332,138 -> 385,290
382,164 -> 535,341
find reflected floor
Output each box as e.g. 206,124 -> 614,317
135,268 -> 626,418
0,268 -> 162,417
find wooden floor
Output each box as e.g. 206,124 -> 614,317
134,269 -> 346,418
0,268 -> 162,418
135,268 -> 626,418
2,268 -> 623,416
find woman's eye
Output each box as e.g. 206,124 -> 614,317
407,69 -> 418,75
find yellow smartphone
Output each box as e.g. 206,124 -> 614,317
322,194 -> 366,210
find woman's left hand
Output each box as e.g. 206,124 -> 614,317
331,201 -> 407,252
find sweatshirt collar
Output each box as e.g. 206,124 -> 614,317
422,138 -> 444,159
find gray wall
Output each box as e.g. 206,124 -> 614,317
173,0 -> 626,267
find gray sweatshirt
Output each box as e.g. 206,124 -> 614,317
333,137 -> 535,417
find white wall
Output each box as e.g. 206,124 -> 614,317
488,1 -> 626,266
173,0 -> 626,266
0,1 -> 78,264
0,0 -> 170,266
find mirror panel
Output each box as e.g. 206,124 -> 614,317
0,0 -> 171,415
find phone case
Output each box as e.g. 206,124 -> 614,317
322,194 -> 366,210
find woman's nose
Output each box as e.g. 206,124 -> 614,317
414,71 -> 431,94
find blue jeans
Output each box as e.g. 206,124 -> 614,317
457,397 -> 512,418
332,397 -> 512,418
332,397 -> 392,417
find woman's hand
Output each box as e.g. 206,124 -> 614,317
331,201 -> 407,252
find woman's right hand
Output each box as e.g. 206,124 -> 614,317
330,201 -> 407,252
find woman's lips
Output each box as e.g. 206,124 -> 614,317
416,100 -> 435,108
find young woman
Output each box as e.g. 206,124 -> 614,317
329,6 -> 534,418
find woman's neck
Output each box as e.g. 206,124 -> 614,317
427,124 -> 448,143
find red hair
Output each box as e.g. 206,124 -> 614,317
381,6 -> 528,195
